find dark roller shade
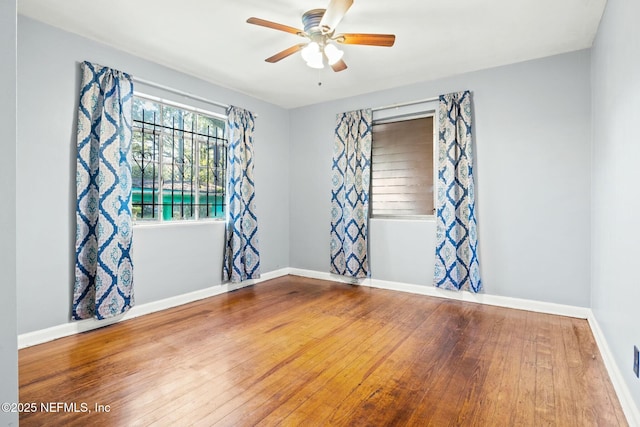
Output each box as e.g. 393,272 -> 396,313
371,116 -> 434,216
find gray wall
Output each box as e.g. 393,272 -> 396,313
0,1 -> 18,425
591,0 -> 640,411
290,50 -> 592,307
16,16 -> 290,334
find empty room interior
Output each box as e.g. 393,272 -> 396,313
1,0 -> 640,425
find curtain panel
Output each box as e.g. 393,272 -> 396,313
330,109 -> 372,278
223,106 -> 261,282
74,61 -> 135,320
434,91 -> 482,292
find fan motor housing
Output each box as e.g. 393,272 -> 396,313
302,9 -> 328,37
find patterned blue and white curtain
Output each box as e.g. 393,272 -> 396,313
330,109 -> 372,278
434,91 -> 481,292
74,61 -> 135,320
223,106 -> 261,282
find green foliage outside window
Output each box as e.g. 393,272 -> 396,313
131,96 -> 227,221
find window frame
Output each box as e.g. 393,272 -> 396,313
131,92 -> 228,224
370,102 -> 438,220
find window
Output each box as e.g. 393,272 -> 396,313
370,113 -> 435,217
131,95 -> 227,221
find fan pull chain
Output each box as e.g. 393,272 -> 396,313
318,68 -> 322,87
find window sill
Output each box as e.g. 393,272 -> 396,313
370,215 -> 435,223
133,218 -> 225,229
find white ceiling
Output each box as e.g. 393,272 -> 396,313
18,0 -> 606,109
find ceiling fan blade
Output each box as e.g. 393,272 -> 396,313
265,43 -> 307,63
319,0 -> 354,32
331,59 -> 348,72
336,33 -> 396,47
247,17 -> 305,37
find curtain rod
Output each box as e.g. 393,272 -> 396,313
134,77 -> 230,111
371,96 -> 439,112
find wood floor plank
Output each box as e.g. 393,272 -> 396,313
489,309 -> 526,424
551,315 -> 577,426
510,311 -> 537,426
572,317 -> 628,426
432,306 -> 511,426
268,323 -> 401,420
194,288 -> 416,424
534,311 -> 557,426
403,303 -> 483,425
314,300 -> 445,426
137,292 -> 363,424
412,307 -> 510,425
260,314 -> 416,425
18,276 -> 628,426
561,316 -> 598,426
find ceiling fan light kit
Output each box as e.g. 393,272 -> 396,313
324,43 -> 344,65
301,42 -> 324,68
247,0 -> 395,72
300,42 -> 344,68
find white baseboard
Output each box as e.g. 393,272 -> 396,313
17,268 -> 290,349
588,312 -> 640,427
288,268 -> 590,319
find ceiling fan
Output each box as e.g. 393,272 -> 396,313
247,0 -> 396,72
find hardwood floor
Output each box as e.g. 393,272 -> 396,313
19,276 -> 627,426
